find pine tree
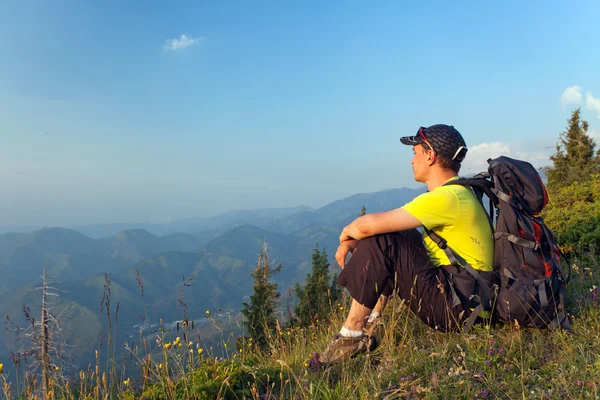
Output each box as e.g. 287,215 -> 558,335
360,205 -> 367,216
547,108 -> 600,189
294,244 -> 341,326
241,241 -> 282,351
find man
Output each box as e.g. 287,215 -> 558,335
318,124 -> 495,364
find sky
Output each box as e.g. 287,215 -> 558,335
1,0 -> 600,227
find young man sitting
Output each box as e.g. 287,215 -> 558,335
318,124 -> 496,364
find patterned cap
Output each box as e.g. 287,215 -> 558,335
400,124 -> 468,162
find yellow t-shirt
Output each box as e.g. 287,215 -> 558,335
402,177 -> 494,271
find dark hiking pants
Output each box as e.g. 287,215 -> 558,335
337,230 -> 471,332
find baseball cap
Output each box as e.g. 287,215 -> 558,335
400,124 -> 468,162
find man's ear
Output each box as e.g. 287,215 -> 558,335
426,150 -> 436,166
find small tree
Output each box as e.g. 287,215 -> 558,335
294,244 -> 341,326
543,174 -> 600,252
547,108 -> 600,189
360,205 -> 367,216
241,241 -> 281,351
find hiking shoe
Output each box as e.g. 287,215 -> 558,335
318,333 -> 370,365
363,316 -> 385,350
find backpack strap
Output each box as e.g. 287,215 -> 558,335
549,285 -> 571,332
502,268 -> 549,307
494,232 -> 539,250
424,228 -> 496,333
491,188 -> 524,211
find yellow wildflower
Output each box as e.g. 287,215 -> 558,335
124,378 -> 131,386
164,343 -> 171,350
55,366 -> 60,371
158,364 -> 163,369
0,363 -> 3,373
177,342 -> 182,348
198,348 -> 203,355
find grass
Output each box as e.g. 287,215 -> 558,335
1,251 -> 599,399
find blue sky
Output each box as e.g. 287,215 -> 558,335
1,0 -> 599,227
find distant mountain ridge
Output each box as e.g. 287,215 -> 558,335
0,186 -> 425,367
71,205 -> 315,238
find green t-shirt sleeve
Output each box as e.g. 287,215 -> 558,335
401,190 -> 459,229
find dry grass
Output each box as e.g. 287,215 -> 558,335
1,251 -> 599,399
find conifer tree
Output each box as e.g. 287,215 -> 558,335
360,205 -> 367,216
241,241 -> 281,350
294,244 -> 340,326
547,108 -> 600,189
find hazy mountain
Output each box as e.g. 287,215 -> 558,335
68,222 -> 163,239
265,187 -> 425,233
0,228 -> 209,295
160,205 -> 315,235
72,205 -> 315,238
0,186 -> 424,367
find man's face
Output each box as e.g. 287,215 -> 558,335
410,144 -> 432,182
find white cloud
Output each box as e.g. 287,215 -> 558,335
462,141 -> 553,174
561,85 -> 582,105
163,34 -> 203,51
586,92 -> 600,119
462,142 -> 511,173
589,129 -> 600,142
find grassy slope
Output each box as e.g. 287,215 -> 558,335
1,256 -> 599,400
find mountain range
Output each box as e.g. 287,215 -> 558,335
0,186 -> 423,368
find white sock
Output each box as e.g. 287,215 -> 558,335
367,312 -> 380,323
339,326 -> 363,337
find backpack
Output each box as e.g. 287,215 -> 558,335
426,156 -> 571,332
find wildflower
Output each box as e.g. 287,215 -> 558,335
55,366 -> 60,371
498,348 -> 505,355
488,348 -> 494,355
485,360 -> 491,366
158,363 -> 163,369
0,363 -> 3,373
124,378 -> 131,386
177,342 -> 182,348
164,343 -> 171,350
205,310 -> 210,316
482,388 -> 489,397
198,348 -> 203,355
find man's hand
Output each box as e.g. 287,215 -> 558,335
339,228 -> 354,244
335,239 -> 359,268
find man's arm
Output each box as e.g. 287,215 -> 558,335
339,208 -> 422,243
